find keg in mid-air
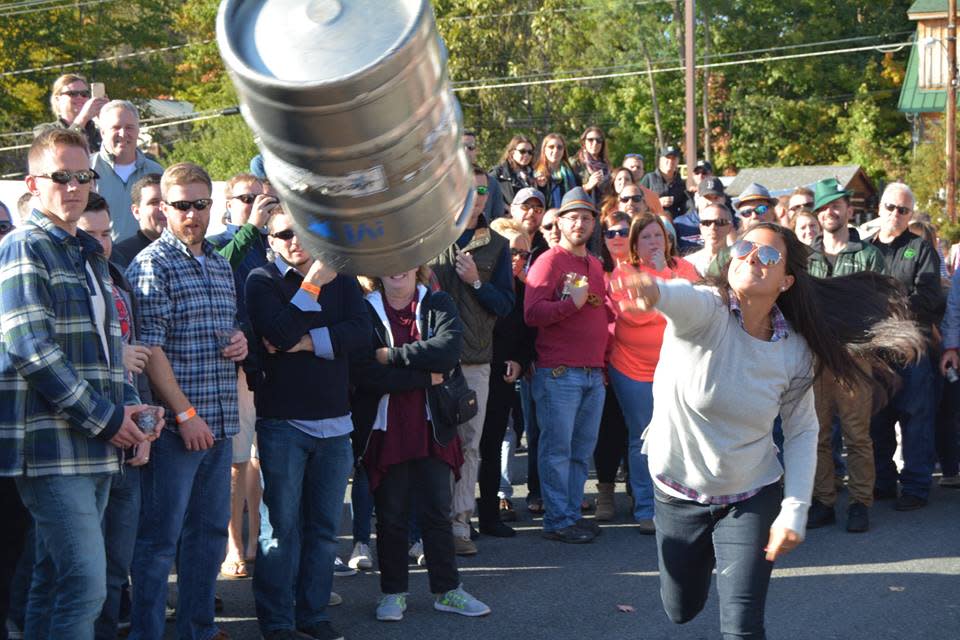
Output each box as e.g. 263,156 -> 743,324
216,0 -> 473,275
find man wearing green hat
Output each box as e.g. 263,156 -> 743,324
806,177 -> 885,533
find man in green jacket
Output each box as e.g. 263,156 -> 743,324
806,178 -> 884,534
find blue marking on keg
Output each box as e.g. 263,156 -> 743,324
308,221 -> 337,239
342,220 -> 385,245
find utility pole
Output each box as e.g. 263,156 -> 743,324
684,0 -> 696,182
948,0 -> 957,222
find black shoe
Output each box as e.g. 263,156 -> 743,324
215,594 -> 224,613
469,524 -> 479,541
264,630 -> 313,640
806,499 -> 836,529
574,517 -> 601,536
873,486 -> 897,501
542,525 -> 594,544
894,493 -> 928,511
479,521 -> 517,538
846,502 -> 870,533
297,622 -> 345,640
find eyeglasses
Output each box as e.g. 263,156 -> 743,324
518,203 -> 543,213
619,195 -> 644,204
737,204 -> 770,218
231,193 -> 259,205
604,228 -> 629,239
561,214 -> 594,224
60,90 -> 91,98
699,219 -> 730,228
476,185 -> 488,195
33,169 -> 100,185
730,239 -> 783,266
0,221 -> 14,235
464,144 -> 477,151
270,229 -> 296,241
789,202 -> 814,213
165,199 -> 212,212
515,148 -> 534,156
510,248 -> 531,259
541,223 -> 555,231
883,202 -> 912,216
586,137 -> 604,144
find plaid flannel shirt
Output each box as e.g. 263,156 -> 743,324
0,210 -> 138,477
126,228 -> 239,439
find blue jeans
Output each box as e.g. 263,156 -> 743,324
130,430 -> 231,640
608,365 -> 655,520
532,367 -> 605,531
253,420 -> 352,633
654,482 -> 781,640
95,467 -> 141,640
519,378 -> 541,502
350,466 -> 374,545
871,356 -> 937,498
16,473 -> 112,640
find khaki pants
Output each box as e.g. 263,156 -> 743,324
450,363 -> 490,538
813,371 -> 875,507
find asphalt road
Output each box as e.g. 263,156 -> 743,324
163,455 -> 960,640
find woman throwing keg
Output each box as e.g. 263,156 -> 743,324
612,222 -> 921,639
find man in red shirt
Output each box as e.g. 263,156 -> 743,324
524,187 -> 610,544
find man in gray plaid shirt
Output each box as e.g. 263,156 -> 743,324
126,162 -> 248,640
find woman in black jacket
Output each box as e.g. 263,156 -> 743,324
492,134 -> 537,214
351,267 -> 491,622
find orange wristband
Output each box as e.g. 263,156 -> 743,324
300,282 -> 321,296
175,407 -> 197,425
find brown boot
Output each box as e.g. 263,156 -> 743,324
595,482 -> 616,521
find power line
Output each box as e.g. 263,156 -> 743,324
0,0 -> 116,17
437,0 -> 670,23
0,40 -> 212,78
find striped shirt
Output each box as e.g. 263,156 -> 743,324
126,228 -> 239,439
0,210 -> 138,477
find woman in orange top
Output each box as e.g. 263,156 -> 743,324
607,213 -> 699,532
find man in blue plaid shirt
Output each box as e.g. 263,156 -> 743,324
0,128 -> 155,639
126,162 -> 248,640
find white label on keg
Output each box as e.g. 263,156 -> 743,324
262,150 -> 388,198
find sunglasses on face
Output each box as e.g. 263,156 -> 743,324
789,202 -> 814,212
510,248 -> 531,259
61,90 -> 91,98
515,148 -> 534,156
165,199 -> 212,212
730,239 -> 783,266
476,185 -> 488,195
883,202 -> 911,216
519,203 -> 543,213
270,228 -> 297,241
700,219 -> 730,228
464,144 -> 477,151
586,137 -> 604,144
737,204 -> 770,218
0,221 -> 14,235
604,228 -> 629,239
619,195 -> 644,204
34,169 -> 100,185
231,193 -> 259,204
541,223 -> 555,231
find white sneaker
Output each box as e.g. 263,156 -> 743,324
408,540 -> 426,567
349,541 -> 373,570
329,591 -> 343,606
333,555 -> 356,577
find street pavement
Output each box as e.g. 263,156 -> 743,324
163,456 -> 960,640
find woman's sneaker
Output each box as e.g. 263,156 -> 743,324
376,593 -> 407,621
349,542 -> 373,570
434,586 -> 491,617
408,540 -> 426,567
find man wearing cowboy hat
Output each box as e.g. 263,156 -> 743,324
524,187 -> 609,545
734,183 -> 777,229
806,177 -> 885,533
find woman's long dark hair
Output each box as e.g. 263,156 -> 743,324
499,134 -> 535,172
708,222 -> 924,396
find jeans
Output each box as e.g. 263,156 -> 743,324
532,367 -> 605,531
253,420 -> 352,633
608,366 -> 655,520
374,457 -> 459,595
95,467 -> 141,640
6,522 -> 33,638
654,482 -> 782,640
0,479 -> 30,640
519,378 -> 541,503
350,466 -> 374,545
130,431 -> 231,640
871,356 -> 937,498
15,473 -> 112,640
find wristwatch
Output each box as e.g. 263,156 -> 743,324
471,279 -> 482,290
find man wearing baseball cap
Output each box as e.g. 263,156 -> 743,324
640,145 -> 688,220
524,187 -> 608,544
806,177 -> 885,533
509,187 -> 549,256
735,182 -> 776,229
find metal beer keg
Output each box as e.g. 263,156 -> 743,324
216,0 -> 473,275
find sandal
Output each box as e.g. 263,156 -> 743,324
527,499 -> 544,515
220,559 -> 249,579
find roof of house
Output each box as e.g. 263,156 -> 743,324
908,0 -> 949,17
726,165 -> 873,198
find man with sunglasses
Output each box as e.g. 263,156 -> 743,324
735,183 -> 777,229
684,203 -> 732,276
0,128 -> 153,639
90,101 -> 164,243
787,187 -> 816,218
463,130 -> 504,220
805,178 -> 886,533
33,73 -> 106,153
428,167 -> 515,554
509,187 -> 549,258
126,162 -> 247,640
868,182 -> 944,513
640,145 -> 688,220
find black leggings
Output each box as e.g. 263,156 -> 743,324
593,384 -> 628,484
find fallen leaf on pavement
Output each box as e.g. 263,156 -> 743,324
617,604 -> 636,613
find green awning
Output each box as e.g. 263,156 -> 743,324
898,40 -> 960,113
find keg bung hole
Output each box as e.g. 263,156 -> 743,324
305,0 -> 342,25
